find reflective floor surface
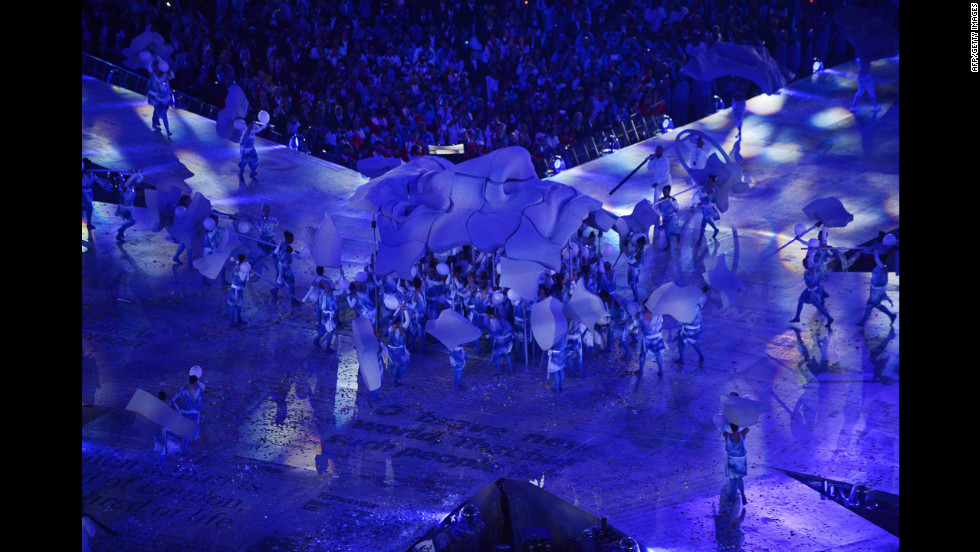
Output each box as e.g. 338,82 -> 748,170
82,57 -> 900,551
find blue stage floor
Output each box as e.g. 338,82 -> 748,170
82,57 -> 900,551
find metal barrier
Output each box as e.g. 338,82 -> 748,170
84,52 -> 673,172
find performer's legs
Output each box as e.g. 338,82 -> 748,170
813,300 -> 833,327
696,218 -> 708,246
707,218 -> 719,239
790,300 -> 805,322
691,342 -> 705,363
117,212 -> 136,240
620,330 -> 632,361
173,243 -> 187,263
454,367 -> 464,389
876,304 -> 896,324
161,109 -> 172,135
554,368 -> 564,392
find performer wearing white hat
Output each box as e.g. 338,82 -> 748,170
238,119 -> 261,183
148,59 -> 174,136
169,371 -> 205,454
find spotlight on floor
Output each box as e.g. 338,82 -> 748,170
660,115 -> 674,133
544,154 -> 566,177
619,536 -> 640,551
288,133 -> 307,152
711,95 -> 725,113
812,57 -> 824,73
600,133 -> 621,156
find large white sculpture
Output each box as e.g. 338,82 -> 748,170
348,146 -> 617,280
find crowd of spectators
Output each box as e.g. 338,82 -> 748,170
82,0 -> 897,175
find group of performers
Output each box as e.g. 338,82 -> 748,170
156,201 -> 715,395
85,38 -> 899,513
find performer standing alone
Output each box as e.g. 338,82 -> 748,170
723,422 -> 750,505
147,60 -> 174,136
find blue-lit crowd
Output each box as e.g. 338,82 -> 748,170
83,0 -> 894,174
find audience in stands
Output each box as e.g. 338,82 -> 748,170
82,0 -> 897,174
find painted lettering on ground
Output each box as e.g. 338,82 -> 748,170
82,320 -> 160,347
82,449 -> 267,532
327,404 -> 598,473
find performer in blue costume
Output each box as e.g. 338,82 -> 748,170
856,255 -> 897,326
200,215 -> 227,285
565,321 -> 585,377
638,309 -> 667,377
115,170 -> 142,242
148,60 -> 174,136
723,422 -> 750,505
449,346 -> 467,390
386,308 -> 411,386
238,121 -> 260,183
153,391 -> 181,471
82,161 -> 103,231
314,280 -> 339,351
270,231 -> 301,306
657,185 -> 682,255
227,256 -> 250,325
487,306 -> 515,374
170,374 -> 205,454
625,235 -> 647,302
250,204 -> 278,267
790,261 -> 834,329
347,282 -> 377,326
694,178 -> 721,248
548,335 -> 568,392
676,299 -> 706,365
